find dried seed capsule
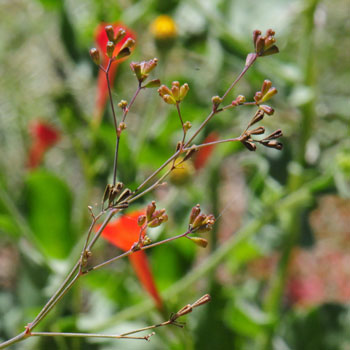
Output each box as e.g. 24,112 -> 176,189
249,126 -> 265,135
242,141 -> 257,151
189,204 -> 201,225
116,47 -> 131,60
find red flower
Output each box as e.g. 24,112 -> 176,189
27,120 -> 60,169
193,132 -> 219,170
93,23 -> 136,122
100,210 -> 162,309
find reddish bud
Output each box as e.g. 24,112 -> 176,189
146,201 -> 156,221
114,28 -> 126,44
261,80 -> 272,95
254,91 -> 263,104
105,25 -> 115,42
192,214 -> 206,229
259,105 -> 274,115
138,215 -> 146,226
189,204 -> 201,225
89,48 -> 100,65
253,30 -> 262,45
106,41 -> 115,58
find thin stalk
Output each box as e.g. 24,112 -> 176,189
29,261 -> 80,329
31,272 -> 80,328
176,102 -> 186,143
221,55 -> 257,101
0,332 -> 28,350
183,137 -> 241,151
120,320 -> 171,336
30,332 -> 149,341
130,168 -> 172,203
105,59 -> 118,132
85,230 -> 191,273
113,84 -> 142,185
134,151 -> 181,193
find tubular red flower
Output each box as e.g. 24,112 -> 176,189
93,23 -> 136,122
194,132 -> 219,170
100,210 -> 162,309
27,120 -> 60,169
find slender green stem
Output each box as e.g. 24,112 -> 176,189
176,102 -> 186,143
134,151 -> 181,193
0,332 -> 28,349
183,137 -> 241,151
30,332 -> 149,341
105,59 -> 118,133
130,168 -> 172,203
31,272 -> 81,328
29,261 -> 80,329
120,321 -> 171,336
113,85 -> 142,186
221,55 -> 257,101
85,230 -> 191,273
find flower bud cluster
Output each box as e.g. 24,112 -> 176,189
188,204 -> 215,235
253,29 -> 279,57
158,81 -> 189,104
137,201 -> 169,228
89,26 -> 135,65
254,80 -> 277,107
130,58 -> 159,86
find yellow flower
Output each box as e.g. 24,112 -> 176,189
150,15 -> 177,40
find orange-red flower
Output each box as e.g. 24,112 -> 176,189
193,131 -> 219,170
27,120 -> 60,169
100,210 -> 162,309
93,22 -> 136,123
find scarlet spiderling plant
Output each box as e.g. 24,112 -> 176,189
0,26 -> 282,348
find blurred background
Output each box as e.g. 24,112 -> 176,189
0,0 -> 350,349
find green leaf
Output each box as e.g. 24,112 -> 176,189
0,214 -> 20,238
224,299 -> 272,336
25,170 -> 74,260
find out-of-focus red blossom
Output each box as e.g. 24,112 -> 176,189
248,195 -> 350,309
286,246 -> 350,308
27,120 -> 60,169
193,132 -> 219,170
93,23 -> 136,122
99,210 -> 162,309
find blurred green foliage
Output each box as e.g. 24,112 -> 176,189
0,0 -> 350,349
